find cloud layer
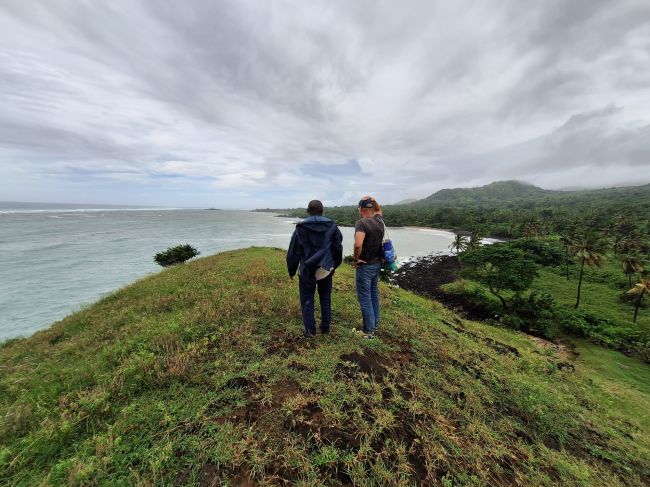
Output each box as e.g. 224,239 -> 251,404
1,0 -> 649,207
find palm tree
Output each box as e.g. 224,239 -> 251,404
449,234 -> 469,268
620,233 -> 646,255
627,279 -> 650,323
467,229 -> 484,252
523,217 -> 543,240
612,214 -> 633,256
569,234 -> 606,309
622,255 -> 645,288
449,234 -> 469,255
559,233 -> 574,281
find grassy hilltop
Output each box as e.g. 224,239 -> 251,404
1,248 -> 649,486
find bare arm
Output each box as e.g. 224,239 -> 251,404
353,231 -> 366,267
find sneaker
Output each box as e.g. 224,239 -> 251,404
320,328 -> 330,335
362,333 -> 376,339
302,331 -> 316,338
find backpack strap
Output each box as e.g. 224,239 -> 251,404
379,216 -> 389,242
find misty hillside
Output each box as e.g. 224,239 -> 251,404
1,248 -> 648,485
411,180 -> 650,210
413,180 -> 553,207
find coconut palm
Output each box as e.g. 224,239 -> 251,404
620,233 -> 646,255
449,234 -> 469,261
559,233 -> 574,281
467,229 -> 484,252
523,217 -> 543,240
569,234 -> 606,309
622,255 -> 645,288
627,279 -> 650,323
612,214 -> 633,256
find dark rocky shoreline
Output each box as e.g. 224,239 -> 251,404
392,253 -> 496,322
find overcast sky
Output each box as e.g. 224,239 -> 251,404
1,0 -> 649,208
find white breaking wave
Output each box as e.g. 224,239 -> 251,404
0,207 -> 185,214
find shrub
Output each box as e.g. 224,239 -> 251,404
154,244 -> 200,267
460,244 -> 538,309
509,292 -> 559,338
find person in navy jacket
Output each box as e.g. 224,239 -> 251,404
287,200 -> 343,337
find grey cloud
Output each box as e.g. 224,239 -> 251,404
301,159 -> 362,178
0,0 -> 649,207
428,106 -> 650,191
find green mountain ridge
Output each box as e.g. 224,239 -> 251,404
413,180 -> 553,207
411,180 -> 650,209
1,248 -> 648,485
270,180 -> 650,237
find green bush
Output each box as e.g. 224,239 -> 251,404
460,244 -> 538,309
509,292 -> 559,338
153,244 -> 200,267
509,238 -> 564,266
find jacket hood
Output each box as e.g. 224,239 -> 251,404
297,215 -> 336,233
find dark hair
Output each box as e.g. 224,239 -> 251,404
307,200 -> 324,215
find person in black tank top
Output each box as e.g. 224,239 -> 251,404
353,196 -> 384,338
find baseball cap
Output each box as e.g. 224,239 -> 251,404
358,198 -> 374,208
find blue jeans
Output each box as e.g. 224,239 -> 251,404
355,263 -> 381,334
299,273 -> 333,335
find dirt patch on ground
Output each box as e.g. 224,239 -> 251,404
266,331 -> 315,357
369,410 -> 429,482
195,462 -> 258,487
336,337 -> 416,382
286,357 -> 426,484
212,345 -> 436,484
393,254 -> 496,322
215,377 -> 300,426
380,334 -> 417,366
441,319 -> 520,357
337,351 -> 390,380
287,401 -> 362,451
529,336 -> 579,362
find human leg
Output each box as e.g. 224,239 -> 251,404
299,278 -> 317,336
317,272 -> 333,333
355,266 -> 375,334
369,264 -> 381,332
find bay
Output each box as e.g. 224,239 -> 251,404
0,205 -> 460,340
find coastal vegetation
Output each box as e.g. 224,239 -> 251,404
442,238 -> 650,361
275,181 -> 650,360
154,244 -> 200,268
272,180 -> 650,241
1,248 -> 648,485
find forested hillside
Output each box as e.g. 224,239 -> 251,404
272,181 -> 650,240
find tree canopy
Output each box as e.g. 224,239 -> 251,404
460,244 -> 538,309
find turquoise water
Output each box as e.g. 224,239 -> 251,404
0,204 -> 458,340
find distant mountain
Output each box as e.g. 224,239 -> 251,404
394,198 -> 419,205
412,180 -> 554,207
410,180 -> 650,210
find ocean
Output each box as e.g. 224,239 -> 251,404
0,203 -> 460,340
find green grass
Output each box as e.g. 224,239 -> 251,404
534,264 -> 649,328
443,254 -> 650,357
573,340 -> 650,435
1,248 -> 649,486
532,261 -> 650,354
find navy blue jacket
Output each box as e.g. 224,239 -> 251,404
287,215 -> 343,284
